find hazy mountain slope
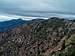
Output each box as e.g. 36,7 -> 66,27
0,19 -> 27,31
0,17 -> 75,56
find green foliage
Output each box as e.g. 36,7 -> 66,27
54,35 -> 75,56
42,17 -> 65,28
1,17 -> 75,56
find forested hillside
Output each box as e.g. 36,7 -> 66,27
0,17 -> 75,56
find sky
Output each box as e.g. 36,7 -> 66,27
0,0 -> 75,21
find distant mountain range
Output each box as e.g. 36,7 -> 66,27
0,19 -> 28,31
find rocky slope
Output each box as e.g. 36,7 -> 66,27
0,17 -> 75,56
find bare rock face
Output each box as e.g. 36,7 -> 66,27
0,17 -> 75,56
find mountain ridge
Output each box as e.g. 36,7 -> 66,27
0,17 -> 75,56
0,18 -> 28,32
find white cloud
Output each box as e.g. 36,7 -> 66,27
0,15 -> 18,21
0,0 -> 75,21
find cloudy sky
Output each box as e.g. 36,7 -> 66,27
0,0 -> 75,21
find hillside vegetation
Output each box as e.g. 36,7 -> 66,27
0,17 -> 75,56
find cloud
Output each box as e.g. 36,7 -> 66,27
0,0 -> 75,20
0,0 -> 65,15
